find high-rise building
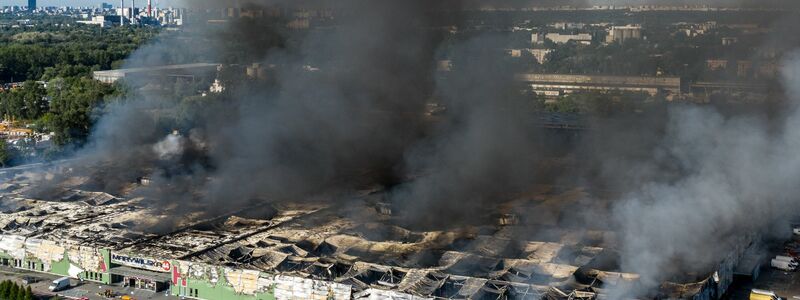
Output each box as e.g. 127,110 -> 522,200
27,0 -> 36,11
147,0 -> 152,17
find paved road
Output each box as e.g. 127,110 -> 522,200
752,268 -> 800,299
725,235 -> 800,300
0,266 -> 175,300
726,268 -> 800,300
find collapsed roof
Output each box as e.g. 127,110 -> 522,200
0,170 -> 747,299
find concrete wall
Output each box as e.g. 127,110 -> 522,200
0,233 -> 748,300
0,234 -> 357,300
0,235 -> 111,284
170,272 -> 277,300
169,259 -> 351,300
0,234 -> 289,299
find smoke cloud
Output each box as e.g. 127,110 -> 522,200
597,50 -> 800,297
64,0 -> 596,227
67,0 -> 465,220
389,34 -> 546,228
152,132 -> 185,159
23,0 -> 800,298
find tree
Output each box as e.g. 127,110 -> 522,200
19,285 -> 31,300
19,81 -> 48,119
0,90 -> 25,120
0,139 -> 9,167
9,282 -> 19,300
0,280 -> 10,299
545,95 -> 582,113
45,77 -> 119,146
0,25 -> 160,83
23,286 -> 32,300
0,81 -> 47,121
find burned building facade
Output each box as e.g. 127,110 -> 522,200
0,175 -> 763,300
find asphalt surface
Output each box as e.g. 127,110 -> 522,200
726,269 -> 800,300
726,236 -> 800,300
0,266 -> 175,300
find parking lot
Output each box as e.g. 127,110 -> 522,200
726,268 -> 800,299
0,266 -> 175,300
726,234 -> 800,300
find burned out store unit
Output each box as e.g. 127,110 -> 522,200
107,253 -> 172,292
0,173 -> 766,300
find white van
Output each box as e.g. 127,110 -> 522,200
48,277 -> 70,292
772,259 -> 798,271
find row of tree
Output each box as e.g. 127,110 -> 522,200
0,280 -> 34,300
541,91 -> 666,116
0,78 -> 123,146
0,25 -> 159,83
0,81 -> 48,120
0,23 -> 158,156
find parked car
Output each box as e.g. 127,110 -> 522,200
21,276 -> 38,285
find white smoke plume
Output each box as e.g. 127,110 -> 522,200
606,52 -> 800,297
152,131 -> 185,160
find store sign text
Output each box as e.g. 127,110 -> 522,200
111,253 -> 171,272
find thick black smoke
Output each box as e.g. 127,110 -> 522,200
389,34 -> 546,228
55,0 -> 607,231
25,0 -> 800,298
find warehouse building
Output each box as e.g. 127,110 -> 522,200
516,73 -> 682,97
92,63 -> 220,84
0,169 -> 761,300
606,25 -> 643,44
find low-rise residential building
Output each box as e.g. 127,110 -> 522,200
545,33 -> 593,45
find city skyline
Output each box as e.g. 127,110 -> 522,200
2,0 -> 180,7
1,0 -> 799,8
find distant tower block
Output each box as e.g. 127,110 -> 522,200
147,0 -> 152,17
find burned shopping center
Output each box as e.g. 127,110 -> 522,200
3,0 -> 800,299
0,166 -> 764,300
